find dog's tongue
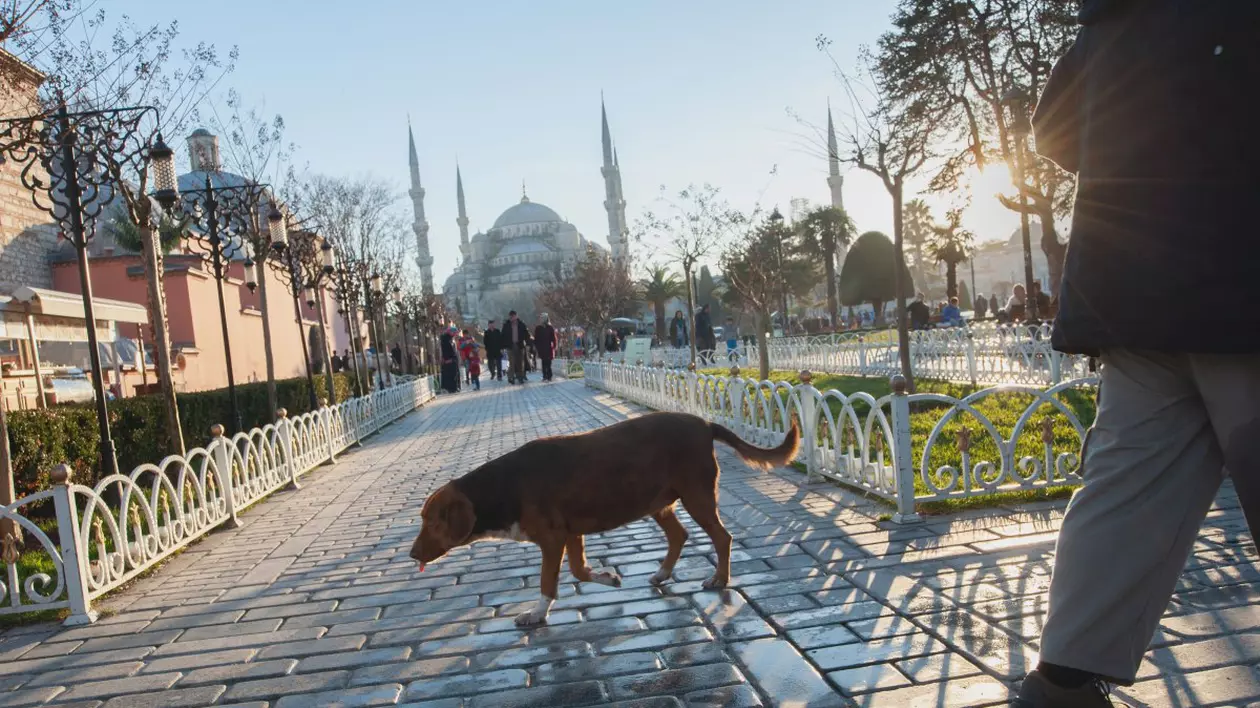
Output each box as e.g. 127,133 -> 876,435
417,562 -> 425,572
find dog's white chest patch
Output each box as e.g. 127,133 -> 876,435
469,522 -> 530,544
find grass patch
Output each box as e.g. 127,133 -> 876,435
703,369 -> 1096,515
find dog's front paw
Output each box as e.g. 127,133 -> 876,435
702,575 -> 729,589
590,569 -> 622,588
514,610 -> 549,628
649,570 -> 671,586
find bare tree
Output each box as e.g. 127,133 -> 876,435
823,36 -> 944,390
537,246 -> 638,356
634,184 -> 745,366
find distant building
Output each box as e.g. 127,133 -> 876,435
968,223 -> 1055,302
427,99 -> 629,325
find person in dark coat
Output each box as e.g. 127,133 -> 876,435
483,319 -> 504,381
533,313 -> 557,381
907,293 -> 931,330
504,310 -> 532,383
438,326 -> 459,393
1014,2 -> 1260,706
694,305 -> 714,363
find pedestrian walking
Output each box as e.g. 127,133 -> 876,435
534,313 -> 557,381
484,319 -> 504,381
438,326 -> 459,394
505,310 -> 532,384
467,344 -> 482,391
1011,2 -> 1260,706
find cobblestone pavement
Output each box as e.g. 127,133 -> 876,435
1,378 -> 1257,708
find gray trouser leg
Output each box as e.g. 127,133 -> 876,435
1039,350 -> 1224,685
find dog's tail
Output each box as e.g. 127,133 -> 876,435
710,418 -> 800,470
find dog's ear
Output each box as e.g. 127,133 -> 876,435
437,489 -> 475,547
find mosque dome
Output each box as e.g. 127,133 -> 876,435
492,195 -> 563,229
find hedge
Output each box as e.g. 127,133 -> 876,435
7,372 -> 359,499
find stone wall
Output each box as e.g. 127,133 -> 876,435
0,49 -> 56,292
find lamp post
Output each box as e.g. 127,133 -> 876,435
177,177 -> 275,433
366,272 -> 388,389
267,225 -> 321,411
0,102 -> 177,477
1002,87 -> 1038,324
768,208 -> 791,335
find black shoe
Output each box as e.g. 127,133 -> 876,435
1013,671 -> 1130,708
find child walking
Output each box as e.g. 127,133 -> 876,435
467,345 -> 482,391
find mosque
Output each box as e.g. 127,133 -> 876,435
409,100 -> 630,324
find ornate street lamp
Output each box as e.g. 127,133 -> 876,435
269,225 -> 322,411
175,177 -> 273,433
0,101 -> 170,476
365,273 -> 389,389
1002,86 -> 1038,324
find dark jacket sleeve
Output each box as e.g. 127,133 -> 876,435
1032,35 -> 1085,174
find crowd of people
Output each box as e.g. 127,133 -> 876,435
436,310 -> 559,394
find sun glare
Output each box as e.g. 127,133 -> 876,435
968,162 -> 1014,199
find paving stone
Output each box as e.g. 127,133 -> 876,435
54,672 -> 182,702
1163,606 -> 1260,639
176,618 -> 284,641
769,601 -> 887,630
536,651 -> 662,684
351,656 -> 470,686
1128,664 -> 1260,706
181,658 -> 298,686
24,661 -> 143,687
608,663 -> 744,701
476,610 -> 582,634
144,610 -> 247,632
731,638 -> 849,708
808,634 -> 944,671
828,662 -> 912,695
221,669 -> 351,702
597,626 -> 713,654
241,600 -> 340,621
255,634 -> 367,660
895,651 -> 985,684
691,591 -> 777,641
660,642 -> 731,668
282,607 -> 382,630
273,683 -> 404,708
297,646 -> 412,673
682,683 -> 763,707
466,681 -> 607,708
1147,632 -> 1260,673
71,629 -> 184,654
0,686 -> 65,707
401,669 -> 529,702
99,686 -> 227,708
856,675 -> 1011,707
150,627 -> 326,657
472,641 -> 594,670
524,616 -> 646,644
585,597 -> 691,620
369,620 -> 473,647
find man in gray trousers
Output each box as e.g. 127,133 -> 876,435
1014,1 -> 1259,706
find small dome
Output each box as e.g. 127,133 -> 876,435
497,238 -> 553,257
492,199 -> 563,229
189,128 -> 213,137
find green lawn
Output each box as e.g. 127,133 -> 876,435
700,369 -> 1096,515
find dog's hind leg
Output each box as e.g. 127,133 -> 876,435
680,495 -> 733,589
566,535 -> 622,588
516,539 -> 564,628
649,506 -> 689,585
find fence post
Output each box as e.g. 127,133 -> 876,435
211,424 -> 242,528
276,408 -> 301,490
889,375 -> 922,524
1049,348 -> 1062,385
965,330 -> 978,387
858,335 -> 868,376
728,366 -> 742,435
51,464 -> 97,626
686,363 -> 698,416
321,400 -> 338,464
798,371 -> 819,483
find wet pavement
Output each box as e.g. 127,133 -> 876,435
0,377 -> 1256,707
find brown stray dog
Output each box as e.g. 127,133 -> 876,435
410,411 -> 800,627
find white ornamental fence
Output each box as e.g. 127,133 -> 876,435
0,375 -> 438,626
584,362 -> 1097,522
645,322 -> 1089,386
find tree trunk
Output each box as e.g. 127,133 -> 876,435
139,224 -> 185,455
684,263 -> 697,367
823,241 -> 839,332
314,289 -> 337,405
256,262 -> 279,420
755,309 -> 771,382
946,264 -> 958,300
892,184 -> 915,392
1037,209 -> 1067,295
872,299 -> 884,327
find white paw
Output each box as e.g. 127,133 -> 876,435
514,609 -> 549,627
590,569 -> 622,587
702,575 -> 728,589
650,570 -> 671,586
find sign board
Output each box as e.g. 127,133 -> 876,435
622,335 -> 652,365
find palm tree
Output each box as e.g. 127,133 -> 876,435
639,265 -> 685,342
902,199 -> 933,292
929,209 -> 974,300
794,206 -> 856,331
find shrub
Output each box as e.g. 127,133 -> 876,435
7,372 -> 359,499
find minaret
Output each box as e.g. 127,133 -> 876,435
408,121 -> 434,294
826,102 -> 849,271
601,97 -> 629,268
456,164 -> 470,256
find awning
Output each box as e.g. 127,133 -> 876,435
5,286 -> 149,324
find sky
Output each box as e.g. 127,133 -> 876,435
108,0 -> 1022,284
